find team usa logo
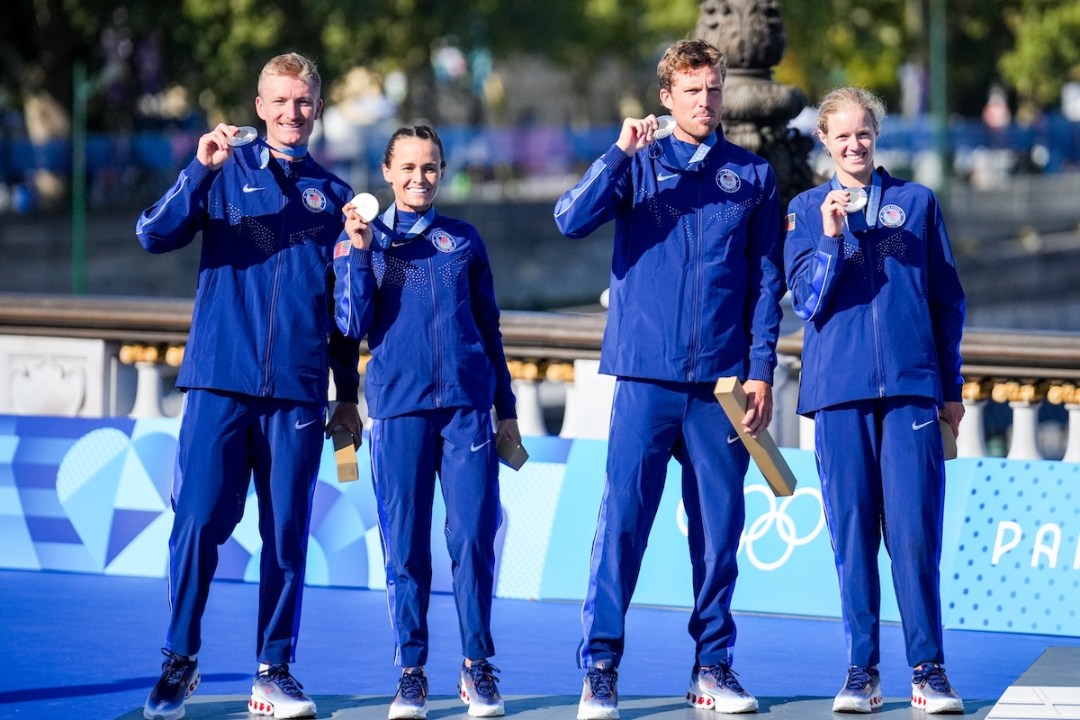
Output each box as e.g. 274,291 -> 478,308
302,188 -> 328,213
430,230 -> 458,253
716,168 -> 741,193
878,204 -> 906,228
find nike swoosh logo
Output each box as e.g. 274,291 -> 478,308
727,434 -> 740,444
657,172 -> 678,182
912,419 -> 935,430
471,439 -> 492,452
242,184 -> 264,193
390,241 -> 408,247
295,419 -> 319,430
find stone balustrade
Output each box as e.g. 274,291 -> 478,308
3,293 -> 1080,461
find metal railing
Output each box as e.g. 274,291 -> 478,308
3,293 -> 1080,461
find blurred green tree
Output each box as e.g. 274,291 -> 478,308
999,0 -> 1080,121
0,0 -> 1074,147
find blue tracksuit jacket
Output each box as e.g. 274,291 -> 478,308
784,168 -> 965,415
332,208 -> 516,420
553,135 -> 785,384
136,146 -> 360,405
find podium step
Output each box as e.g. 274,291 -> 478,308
987,647 -> 1080,719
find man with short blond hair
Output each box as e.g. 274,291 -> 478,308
138,52 -> 360,720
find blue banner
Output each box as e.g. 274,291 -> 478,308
2,415 -> 1077,637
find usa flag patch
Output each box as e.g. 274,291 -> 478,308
334,240 -> 351,259
785,213 -> 796,232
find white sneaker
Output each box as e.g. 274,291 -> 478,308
248,664 -> 316,718
578,661 -> 619,720
686,663 -> 758,713
911,663 -> 964,714
389,668 -> 429,720
832,665 -> 883,713
458,660 -> 504,717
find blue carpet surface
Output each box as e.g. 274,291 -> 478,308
3,570 -> 1078,719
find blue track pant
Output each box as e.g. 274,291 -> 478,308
580,377 -> 750,669
370,407 -> 500,667
814,395 -> 946,668
167,389 -> 325,664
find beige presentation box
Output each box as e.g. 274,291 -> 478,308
941,418 -> 958,460
713,377 -> 797,497
331,428 -> 360,482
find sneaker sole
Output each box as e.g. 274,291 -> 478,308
577,706 -> 619,720
144,707 -> 186,720
911,697 -> 965,714
833,702 -> 881,713
248,690 -> 316,719
144,671 -> 200,720
389,704 -> 428,720
686,689 -> 758,714
833,693 -> 884,713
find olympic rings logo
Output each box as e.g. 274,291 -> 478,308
675,485 -> 826,571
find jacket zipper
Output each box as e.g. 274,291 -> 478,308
867,234 -> 886,397
428,255 -> 443,407
688,195 -> 703,383
260,193 -> 285,396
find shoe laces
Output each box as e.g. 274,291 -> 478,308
913,663 -> 952,693
845,665 -> 875,690
398,669 -> 427,701
159,648 -> 192,686
259,664 -> 305,699
465,660 -> 501,699
587,664 -> 618,699
701,663 -> 746,693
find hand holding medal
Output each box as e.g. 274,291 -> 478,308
345,192 -> 379,250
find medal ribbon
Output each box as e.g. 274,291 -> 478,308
374,206 -> 436,245
830,168 -> 882,233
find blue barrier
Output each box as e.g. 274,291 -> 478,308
6,114 -> 1080,185
2,414 -> 1078,637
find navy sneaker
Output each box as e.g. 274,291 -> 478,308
144,649 -> 200,720
578,660 -> 619,720
458,659 -> 504,717
389,667 -> 429,720
833,665 -> 883,713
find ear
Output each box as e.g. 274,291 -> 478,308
255,96 -> 267,122
315,98 -> 324,121
382,164 -> 392,183
659,88 -> 673,111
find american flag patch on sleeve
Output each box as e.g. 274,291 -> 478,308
785,213 -> 796,232
334,240 -> 351,259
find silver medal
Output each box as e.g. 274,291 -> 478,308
226,126 -> 258,147
654,115 -> 676,139
845,187 -> 868,213
350,193 -> 380,222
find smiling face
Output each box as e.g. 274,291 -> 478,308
255,73 -> 322,153
819,104 -> 878,187
382,136 -> 443,213
659,65 -> 724,144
